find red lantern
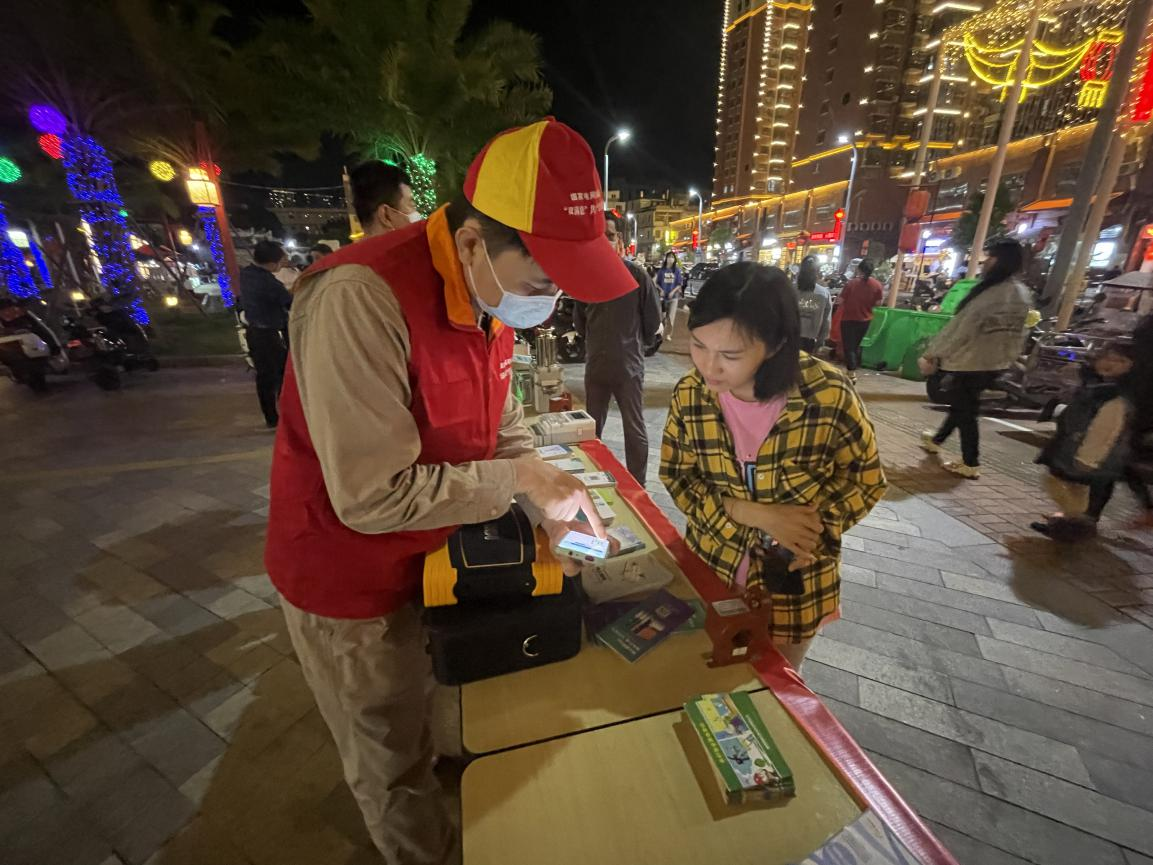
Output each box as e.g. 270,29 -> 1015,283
38,134 -> 63,160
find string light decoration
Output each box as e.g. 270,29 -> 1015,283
198,205 -> 234,307
27,104 -> 67,136
1130,20 -> 1153,122
941,0 -> 1147,133
1077,30 -> 1124,108
0,157 -> 21,184
962,32 -> 1094,98
61,135 -> 148,324
29,242 -> 54,290
406,153 -> 437,216
148,160 -> 176,182
0,202 -> 38,299
38,134 -> 63,160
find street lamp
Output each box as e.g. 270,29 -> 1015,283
603,129 -> 631,203
837,133 -> 861,265
689,188 -> 704,263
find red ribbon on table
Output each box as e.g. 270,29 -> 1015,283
581,439 -> 959,865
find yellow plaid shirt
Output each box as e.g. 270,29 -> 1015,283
660,355 -> 886,641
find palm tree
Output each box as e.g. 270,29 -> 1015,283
247,0 -> 553,211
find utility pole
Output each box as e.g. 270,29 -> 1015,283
893,44 -> 947,306
1057,134 -> 1128,329
1044,0 -> 1153,314
968,1 -> 1043,275
912,44 -> 946,184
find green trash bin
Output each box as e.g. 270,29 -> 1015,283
861,278 -> 978,372
859,307 -> 895,370
938,278 -> 977,314
861,308 -> 950,371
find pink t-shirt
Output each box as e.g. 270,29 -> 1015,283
719,391 -> 787,588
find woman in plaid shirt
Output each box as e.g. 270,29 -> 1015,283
660,263 -> 886,669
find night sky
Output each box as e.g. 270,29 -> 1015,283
467,0 -> 721,191
227,0 -> 721,193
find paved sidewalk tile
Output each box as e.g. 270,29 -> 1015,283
3,363 -> 1153,865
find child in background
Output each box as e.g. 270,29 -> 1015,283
1032,340 -> 1136,541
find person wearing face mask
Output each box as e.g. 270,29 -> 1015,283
265,119 -> 634,865
573,212 -> 660,484
350,160 -> 422,237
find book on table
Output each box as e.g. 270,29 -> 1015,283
685,692 -> 796,804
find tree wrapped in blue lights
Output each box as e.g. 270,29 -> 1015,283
61,134 -> 148,323
198,206 -> 234,307
0,202 -> 38,299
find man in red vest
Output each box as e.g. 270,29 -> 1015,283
265,119 -> 636,864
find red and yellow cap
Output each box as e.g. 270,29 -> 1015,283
464,118 -> 636,303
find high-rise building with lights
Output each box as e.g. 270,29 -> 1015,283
679,0 -> 1153,271
712,0 -> 813,201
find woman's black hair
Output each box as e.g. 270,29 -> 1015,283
956,237 -> 1024,314
663,251 -> 677,267
688,262 -> 802,401
797,255 -> 819,293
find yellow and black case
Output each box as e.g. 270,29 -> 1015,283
423,504 -> 564,607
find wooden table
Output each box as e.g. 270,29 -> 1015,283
461,451 -> 762,756
462,689 -> 863,865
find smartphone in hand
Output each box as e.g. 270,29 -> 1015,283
554,529 -> 626,564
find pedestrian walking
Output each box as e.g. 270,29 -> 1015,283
837,259 -> 883,380
919,238 -> 1031,479
266,119 -> 625,865
660,263 -> 886,670
796,254 -> 832,355
1033,341 -> 1137,540
655,251 -> 684,336
574,212 -> 661,484
349,160 -> 420,237
237,240 -> 291,429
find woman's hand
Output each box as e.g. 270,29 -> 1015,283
726,499 -> 823,562
918,355 -> 938,376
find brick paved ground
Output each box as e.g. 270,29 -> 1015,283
2,359 -> 1153,865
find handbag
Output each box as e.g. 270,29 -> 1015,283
423,576 -> 583,685
421,504 -> 581,685
423,503 -> 564,607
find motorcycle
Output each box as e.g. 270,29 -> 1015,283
62,295 -> 159,390
0,298 -> 69,392
551,296 -> 585,364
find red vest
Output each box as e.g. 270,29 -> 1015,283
266,223 -> 514,618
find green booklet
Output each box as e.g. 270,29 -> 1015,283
685,692 -> 796,804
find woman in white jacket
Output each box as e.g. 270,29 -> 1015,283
919,239 -> 1032,479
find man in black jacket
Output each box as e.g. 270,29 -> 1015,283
238,240 -> 291,428
574,212 -> 661,483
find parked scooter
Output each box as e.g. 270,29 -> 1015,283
61,295 -> 159,390
0,298 -> 68,392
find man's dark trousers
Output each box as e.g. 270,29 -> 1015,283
247,327 -> 287,427
585,374 -> 649,485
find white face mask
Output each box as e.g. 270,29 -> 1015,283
405,209 -> 423,224
466,240 -> 559,329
